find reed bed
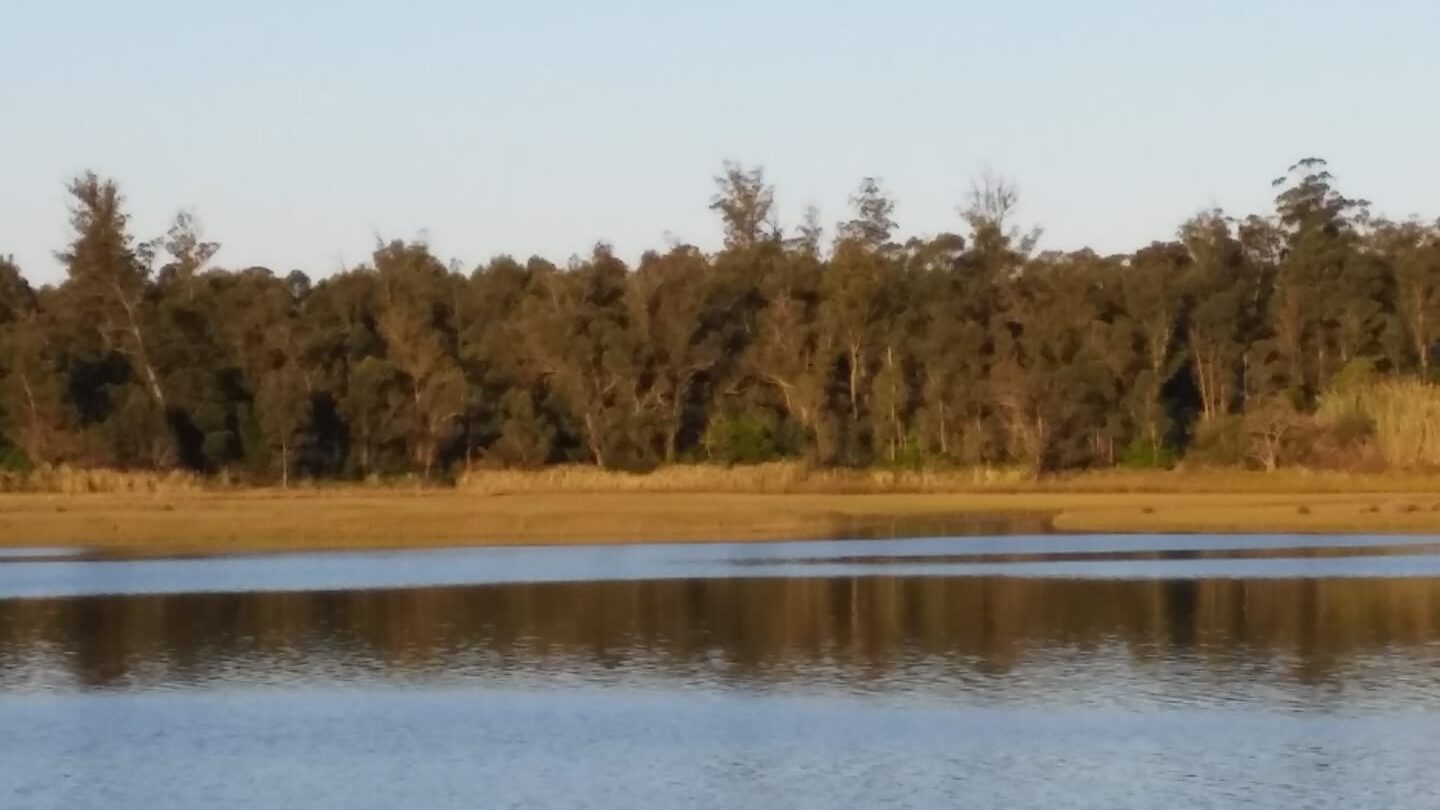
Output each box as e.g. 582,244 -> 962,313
458,463 -> 1440,496
462,463 -> 1025,495
1360,381 -> 1440,470
5,461 -> 1440,499
0,465 -> 204,495
6,477 -> 1440,551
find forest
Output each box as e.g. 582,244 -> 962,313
2,158 -> 1439,483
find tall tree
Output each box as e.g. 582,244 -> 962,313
628,246 -> 724,462
0,258 -> 69,465
710,162 -> 777,251
1374,220 -> 1440,377
839,177 -> 898,250
1181,212 -> 1252,422
160,210 -> 219,302
373,241 -> 466,479
1267,158 -> 1371,400
58,173 -> 168,412
1117,242 -> 1187,460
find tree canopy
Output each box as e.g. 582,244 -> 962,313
3,159 -> 1438,480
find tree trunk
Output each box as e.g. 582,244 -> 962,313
115,288 -> 167,410
937,399 -> 949,458
584,412 -> 608,469
885,346 -> 899,462
139,358 -> 167,410
1417,310 -> 1430,378
665,373 -> 690,464
848,343 -> 862,420
19,372 -> 43,464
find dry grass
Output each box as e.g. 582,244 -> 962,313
1318,377 -> 1440,470
1362,381 -> 1440,469
460,463 -> 1440,496
3,463 -> 1440,554
5,480 -> 1440,555
8,461 -> 1440,499
460,463 -> 1030,495
0,465 -> 204,495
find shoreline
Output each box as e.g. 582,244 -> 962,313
5,483 -> 1440,555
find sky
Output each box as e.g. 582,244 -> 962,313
3,0 -> 1439,285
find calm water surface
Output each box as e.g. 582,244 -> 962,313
4,534 -> 1440,808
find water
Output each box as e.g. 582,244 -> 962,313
4,535 -> 1440,808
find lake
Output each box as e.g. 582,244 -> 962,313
4,534 -> 1440,808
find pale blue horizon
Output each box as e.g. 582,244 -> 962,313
3,0 -> 1438,285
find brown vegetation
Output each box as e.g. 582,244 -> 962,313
4,465 -> 1440,554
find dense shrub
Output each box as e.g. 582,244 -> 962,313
0,443 -> 29,473
1120,437 -> 1176,470
1184,416 -> 1248,468
704,414 -> 781,465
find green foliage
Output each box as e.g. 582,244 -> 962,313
890,431 -> 927,471
491,389 -> 557,467
1120,438 -> 1176,470
0,441 -> 30,472
1185,416 -> 1248,468
5,160 -> 1440,482
705,414 -> 781,465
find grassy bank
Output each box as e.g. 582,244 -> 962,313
457,464 -> 1440,496
3,465 -> 1440,553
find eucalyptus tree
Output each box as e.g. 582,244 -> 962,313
513,245 -> 650,469
1268,158 -> 1372,400
909,233 -> 995,462
839,177 -> 898,250
1373,220 -> 1440,377
7,157 -> 1440,481
742,244 -> 829,458
628,245 -> 725,462
0,257 -> 66,466
159,211 -> 219,303
710,162 -> 778,251
1180,212 -> 1253,422
59,174 -> 167,411
52,173 -> 181,467
372,240 -> 466,479
1117,242 -> 1188,461
305,269 -> 389,476
206,267 -> 314,482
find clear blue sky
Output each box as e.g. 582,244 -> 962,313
3,0 -> 1438,284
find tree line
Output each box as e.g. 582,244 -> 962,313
5,576 -> 1434,687
2,158 -> 1438,481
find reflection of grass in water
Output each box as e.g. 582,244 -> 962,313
747,541 -> 1440,568
830,513 -> 1053,540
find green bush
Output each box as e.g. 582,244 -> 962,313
0,443 -> 32,473
891,431 -> 927,471
1184,415 -> 1247,467
1120,437 -> 1176,470
705,414 -> 781,465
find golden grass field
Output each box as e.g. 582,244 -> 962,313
3,464 -> 1440,553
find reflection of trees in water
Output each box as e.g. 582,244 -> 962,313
3,577 -> 1440,688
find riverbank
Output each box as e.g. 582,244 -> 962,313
4,468 -> 1440,553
